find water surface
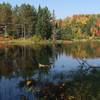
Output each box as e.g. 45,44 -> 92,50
0,42 -> 100,100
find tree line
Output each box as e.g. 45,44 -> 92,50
0,3 -> 54,39
0,3 -> 100,40
57,14 -> 100,40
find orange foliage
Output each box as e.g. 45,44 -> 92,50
0,35 -> 14,41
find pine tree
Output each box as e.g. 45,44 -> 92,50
0,3 -> 12,35
13,4 -> 37,37
36,6 -> 52,39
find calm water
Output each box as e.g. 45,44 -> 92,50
0,42 -> 100,100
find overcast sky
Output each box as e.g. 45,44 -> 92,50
0,0 -> 100,19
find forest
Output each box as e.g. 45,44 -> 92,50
0,3 -> 53,40
0,3 -> 100,40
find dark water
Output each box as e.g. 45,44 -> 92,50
0,42 -> 100,100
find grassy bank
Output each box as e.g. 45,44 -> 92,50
1,37 -> 100,46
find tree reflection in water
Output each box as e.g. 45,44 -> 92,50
18,60 -> 100,100
0,43 -> 100,100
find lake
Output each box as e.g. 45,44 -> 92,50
0,42 -> 100,100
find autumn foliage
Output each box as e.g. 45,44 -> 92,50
57,14 -> 100,40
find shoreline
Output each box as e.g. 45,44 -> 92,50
1,39 -> 100,46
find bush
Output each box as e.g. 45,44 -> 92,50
31,35 -> 43,42
61,34 -> 74,40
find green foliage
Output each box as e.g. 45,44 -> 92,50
12,4 -> 37,37
0,3 -> 12,24
0,3 -> 12,34
0,3 -> 53,39
1,2 -> 100,40
31,35 -> 43,42
61,33 -> 74,40
35,6 -> 52,39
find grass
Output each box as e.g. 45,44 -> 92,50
1,36 -> 100,46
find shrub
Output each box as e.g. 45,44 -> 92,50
31,35 -> 43,42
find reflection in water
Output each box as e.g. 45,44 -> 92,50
0,42 -> 100,100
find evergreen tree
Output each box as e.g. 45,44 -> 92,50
0,3 -> 12,24
12,4 -> 37,37
18,4 -> 37,37
0,3 -> 12,35
36,6 -> 52,39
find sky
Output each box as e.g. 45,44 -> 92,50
0,0 -> 100,19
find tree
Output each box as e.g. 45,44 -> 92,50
0,3 -> 12,35
12,4 -> 37,37
59,14 -> 100,39
35,6 -> 52,39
